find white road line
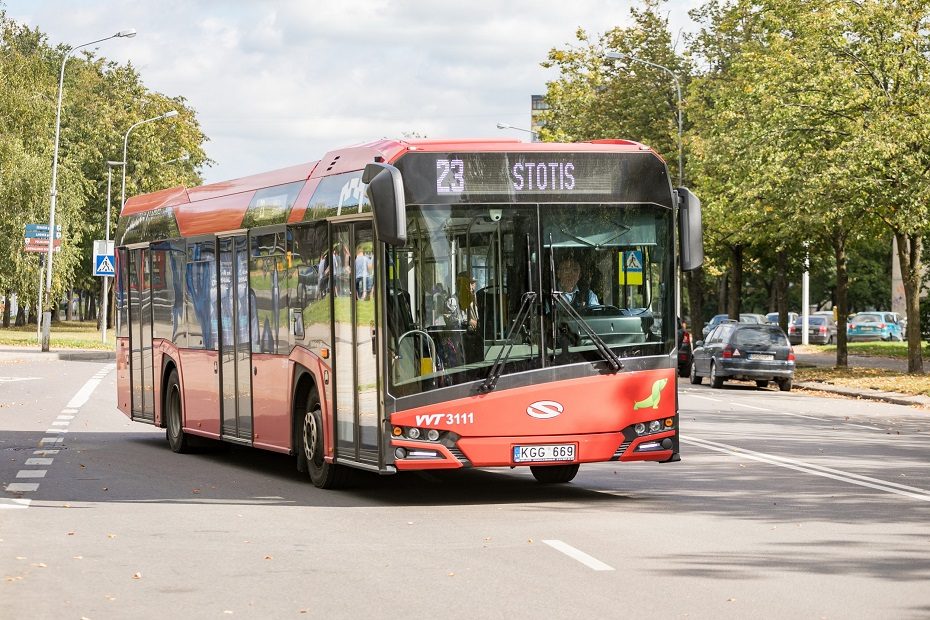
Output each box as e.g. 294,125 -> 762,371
33,450 -> 59,456
25,458 -> 53,466
0,498 -> 31,509
16,470 -> 47,479
45,428 -> 67,434
542,540 -> 615,571
682,435 -> 930,502
730,402 -> 771,411
61,409 -> 78,414
775,411 -> 826,421
846,423 -> 883,431
38,437 -> 63,445
5,483 -> 39,492
51,421 -> 69,426
57,415 -> 74,420
683,393 -> 722,403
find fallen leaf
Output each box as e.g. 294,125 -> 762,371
67,531 -> 75,536
102,487 -> 108,491
107,534 -> 117,539
132,572 -> 142,580
264,555 -> 273,560
73,556 -> 83,560
192,489 -> 201,494
448,572 -> 455,576
33,562 -> 47,568
728,598 -> 737,602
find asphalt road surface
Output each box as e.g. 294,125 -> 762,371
2,355 -> 929,619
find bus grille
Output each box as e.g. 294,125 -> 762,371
612,440 -> 632,461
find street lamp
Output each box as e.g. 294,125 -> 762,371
496,122 -> 539,140
42,28 -> 136,351
100,160 -> 125,344
162,151 -> 190,165
604,51 -> 683,186
120,110 -> 180,215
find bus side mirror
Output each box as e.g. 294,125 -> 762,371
363,162 -> 407,246
676,187 -> 704,271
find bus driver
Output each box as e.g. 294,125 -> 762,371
556,255 -> 599,309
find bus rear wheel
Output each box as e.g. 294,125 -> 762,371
301,392 -> 348,489
530,464 -> 579,484
165,369 -> 189,453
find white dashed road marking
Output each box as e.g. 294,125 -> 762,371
3,364 -> 115,498
542,540 -> 615,571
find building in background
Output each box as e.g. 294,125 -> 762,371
530,95 -> 547,142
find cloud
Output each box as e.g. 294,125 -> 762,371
5,0 -> 700,184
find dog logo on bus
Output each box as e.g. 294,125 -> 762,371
526,400 -> 564,419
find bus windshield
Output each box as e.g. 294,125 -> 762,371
386,202 -> 674,397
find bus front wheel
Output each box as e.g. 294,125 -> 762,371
165,369 -> 189,453
301,392 -> 348,489
530,464 -> 579,484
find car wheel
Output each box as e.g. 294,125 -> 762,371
301,391 -> 349,489
710,361 -> 724,389
530,464 -> 580,484
777,378 -> 792,392
165,369 -> 189,454
689,360 -> 702,385
678,363 -> 690,378
755,380 -> 769,389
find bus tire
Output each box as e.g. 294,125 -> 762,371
165,369 -> 189,453
301,391 -> 348,489
530,464 -> 579,484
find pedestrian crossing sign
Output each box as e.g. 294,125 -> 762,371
93,240 -> 115,277
619,250 -> 643,285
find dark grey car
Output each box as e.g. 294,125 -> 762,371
690,323 -> 795,391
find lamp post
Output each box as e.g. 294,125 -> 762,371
120,110 -> 179,216
604,51 -> 683,186
496,122 -> 539,140
162,151 -> 190,165
42,28 -> 136,351
100,160 -> 124,344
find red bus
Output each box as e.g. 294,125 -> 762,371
115,138 -> 703,488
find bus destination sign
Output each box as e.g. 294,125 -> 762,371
398,151 -> 670,205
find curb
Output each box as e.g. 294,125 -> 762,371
795,381 -> 930,408
0,348 -> 115,362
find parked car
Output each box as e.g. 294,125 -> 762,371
787,315 -> 838,345
690,323 -> 795,391
766,311 -> 799,326
677,320 -> 693,378
702,313 -> 766,338
847,312 -> 904,342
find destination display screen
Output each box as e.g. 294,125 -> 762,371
394,151 -> 673,206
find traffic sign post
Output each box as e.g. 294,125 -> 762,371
93,240 -> 115,276
94,240 -> 115,344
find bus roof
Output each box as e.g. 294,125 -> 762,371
118,138 -> 663,240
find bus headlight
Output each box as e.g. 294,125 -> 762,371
634,423 -> 646,435
426,429 -> 440,441
649,420 -> 662,433
407,427 -> 421,439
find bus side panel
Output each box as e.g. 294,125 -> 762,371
116,337 -> 131,417
178,348 -> 221,437
252,353 -> 292,453
289,347 -> 334,460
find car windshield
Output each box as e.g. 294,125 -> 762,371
852,314 -> 882,324
385,202 -> 674,397
732,326 -> 789,347
794,316 -> 825,325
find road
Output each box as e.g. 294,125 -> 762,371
2,355 -> 929,619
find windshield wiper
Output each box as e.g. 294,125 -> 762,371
558,223 -> 631,250
552,292 -> 623,373
478,291 -> 537,393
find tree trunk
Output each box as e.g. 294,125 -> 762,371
16,304 -> 26,326
775,252 -> 789,332
727,245 -> 743,320
2,290 -> 10,328
833,229 -> 849,368
895,231 -> 924,373
66,287 -> 74,321
88,292 -> 96,323
717,275 -> 727,314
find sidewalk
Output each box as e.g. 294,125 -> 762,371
794,350 -> 930,408
0,346 -> 115,362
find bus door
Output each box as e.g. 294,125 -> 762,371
127,246 -> 155,423
218,234 -> 253,443
331,221 -> 380,466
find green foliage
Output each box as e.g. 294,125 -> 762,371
0,9 -> 211,310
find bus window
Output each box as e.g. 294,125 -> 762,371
249,229 -> 287,354
185,240 -> 218,350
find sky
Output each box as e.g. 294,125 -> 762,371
4,0 -> 700,185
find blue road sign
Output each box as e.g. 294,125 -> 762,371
24,224 -> 62,239
94,254 -> 115,277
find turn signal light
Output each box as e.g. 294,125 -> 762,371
392,426 -> 403,436
664,418 -> 674,427
788,349 -> 796,362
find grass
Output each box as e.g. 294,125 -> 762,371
0,320 -> 115,350
794,366 -> 930,397
816,340 -> 930,360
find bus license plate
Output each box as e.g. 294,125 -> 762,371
513,444 -> 576,463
